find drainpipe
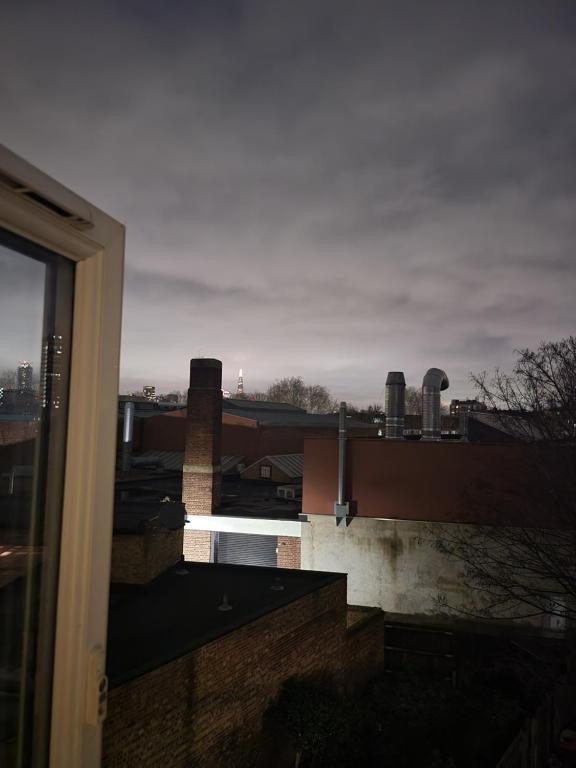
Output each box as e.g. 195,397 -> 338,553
334,401 -> 350,526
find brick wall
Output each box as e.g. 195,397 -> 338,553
276,536 -> 301,569
183,529 -> 212,563
344,607 -> 385,690
183,359 -> 222,520
0,421 -> 37,447
111,528 -> 184,584
102,579 -> 347,768
110,536 -> 146,584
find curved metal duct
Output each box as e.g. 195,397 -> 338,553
422,368 -> 449,440
385,371 -> 406,439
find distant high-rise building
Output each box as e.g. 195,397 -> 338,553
143,385 -> 156,402
449,399 -> 487,416
17,361 -> 33,392
236,368 -> 244,397
41,335 -> 64,409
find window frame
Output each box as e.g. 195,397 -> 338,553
260,465 -> 271,479
0,144 -> 124,768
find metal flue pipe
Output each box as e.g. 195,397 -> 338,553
422,368 -> 449,440
334,401 -> 351,525
385,371 -> 406,439
337,401 -> 347,505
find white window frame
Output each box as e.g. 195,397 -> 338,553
260,465 -> 271,479
0,144 -> 124,768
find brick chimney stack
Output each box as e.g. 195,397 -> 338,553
182,359 -> 222,561
183,358 -> 222,515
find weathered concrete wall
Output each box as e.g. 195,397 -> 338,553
302,515 -> 454,615
301,515 -> 546,628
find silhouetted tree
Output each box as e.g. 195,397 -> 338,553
247,377 -> 337,413
405,385 -> 422,414
437,337 -> 576,623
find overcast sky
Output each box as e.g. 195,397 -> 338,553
1,1 -> 575,405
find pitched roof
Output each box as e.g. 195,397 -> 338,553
242,453 -> 304,479
137,450 -> 244,475
224,398 -> 306,413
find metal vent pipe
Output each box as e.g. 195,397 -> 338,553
422,368 -> 449,440
334,401 -> 350,525
385,371 -> 406,439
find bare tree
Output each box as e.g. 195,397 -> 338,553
405,386 -> 422,414
246,377 -> 337,413
243,391 -> 269,401
436,337 -> 576,623
306,384 -> 337,414
347,403 -> 383,423
267,377 -> 309,409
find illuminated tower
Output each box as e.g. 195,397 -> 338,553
236,368 -> 244,397
41,335 -> 64,409
17,361 -> 33,392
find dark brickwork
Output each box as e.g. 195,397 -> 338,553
344,608 -> 386,690
102,580 -> 348,768
111,529 -> 184,585
277,536 -> 301,569
183,358 -> 222,518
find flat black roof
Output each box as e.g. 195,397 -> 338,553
114,476 -> 302,520
106,562 -> 345,688
113,500 -> 185,533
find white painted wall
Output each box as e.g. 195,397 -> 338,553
301,515 -> 550,630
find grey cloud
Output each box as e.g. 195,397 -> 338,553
124,266 -> 258,304
1,1 -> 575,402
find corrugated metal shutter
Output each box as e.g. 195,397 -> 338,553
217,532 -> 277,567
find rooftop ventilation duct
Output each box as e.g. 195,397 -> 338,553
385,371 -> 406,439
422,368 -> 449,440
334,401 -> 351,526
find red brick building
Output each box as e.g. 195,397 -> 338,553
129,399 -> 377,465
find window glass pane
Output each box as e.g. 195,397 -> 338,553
0,228 -> 74,768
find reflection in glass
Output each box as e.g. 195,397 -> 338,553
0,229 -> 74,767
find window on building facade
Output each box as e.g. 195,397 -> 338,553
260,465 -> 271,479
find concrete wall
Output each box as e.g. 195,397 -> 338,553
301,514 -> 547,628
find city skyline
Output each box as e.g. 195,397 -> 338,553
1,1 -> 575,405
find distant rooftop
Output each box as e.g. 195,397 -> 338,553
136,450 -> 244,475
242,453 -> 304,479
224,398 -> 306,413
106,562 -> 344,687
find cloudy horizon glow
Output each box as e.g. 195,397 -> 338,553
1,1 -> 575,405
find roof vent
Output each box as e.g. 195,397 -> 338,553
217,593 -> 233,612
270,577 -> 284,592
385,371 -> 406,439
422,368 -> 449,440
0,170 -> 93,230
